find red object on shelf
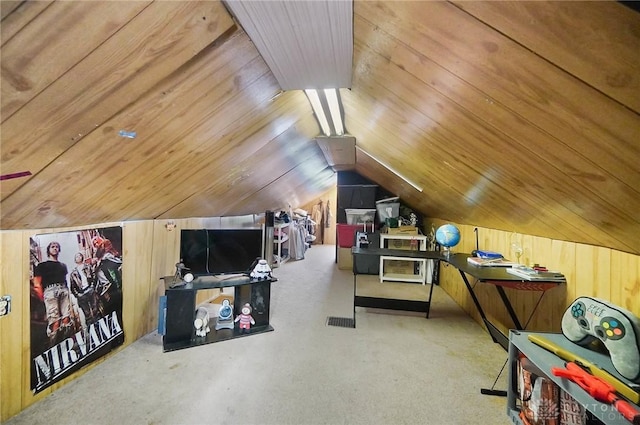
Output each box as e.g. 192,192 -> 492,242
487,281 -> 559,291
337,224 -> 362,248
552,362 -> 640,425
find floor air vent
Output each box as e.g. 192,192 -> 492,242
326,316 -> 355,328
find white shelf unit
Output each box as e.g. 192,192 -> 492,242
379,234 -> 429,284
379,255 -> 427,284
273,222 -> 290,267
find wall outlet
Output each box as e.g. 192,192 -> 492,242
0,295 -> 11,316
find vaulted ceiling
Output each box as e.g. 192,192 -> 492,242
1,1 -> 639,254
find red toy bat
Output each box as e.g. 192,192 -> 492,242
552,362 -> 640,425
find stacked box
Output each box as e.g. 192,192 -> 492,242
387,226 -> 418,235
337,247 -> 353,270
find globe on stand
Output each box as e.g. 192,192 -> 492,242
435,224 -> 461,258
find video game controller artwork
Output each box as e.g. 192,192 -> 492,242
562,296 -> 640,382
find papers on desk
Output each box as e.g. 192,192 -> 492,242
467,256 -> 520,267
506,266 -> 566,282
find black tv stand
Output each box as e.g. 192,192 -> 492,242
161,275 -> 277,352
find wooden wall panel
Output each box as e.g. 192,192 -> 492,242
122,221 -> 155,340
148,221 -> 180,331
0,231 -> 26,420
453,1 -> 640,111
611,251 -> 640,313
429,219 -> 640,339
1,2 -> 150,119
0,1 -> 51,43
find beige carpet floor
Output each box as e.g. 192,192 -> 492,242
6,244 -> 511,425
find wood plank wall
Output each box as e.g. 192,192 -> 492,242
427,219 -> 640,338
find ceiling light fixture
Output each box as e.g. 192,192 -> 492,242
305,89 -> 331,136
324,89 -> 344,135
357,146 -> 424,192
305,88 -> 344,137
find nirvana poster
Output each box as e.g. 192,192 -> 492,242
29,226 -> 124,394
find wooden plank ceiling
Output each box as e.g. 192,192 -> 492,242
1,1 -> 639,255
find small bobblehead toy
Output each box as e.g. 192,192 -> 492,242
235,303 -> 255,333
215,299 -> 234,331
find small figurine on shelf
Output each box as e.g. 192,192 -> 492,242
250,259 -> 272,280
215,299 -> 234,331
235,303 -> 255,333
173,259 -> 189,283
409,212 -> 417,227
194,306 -> 210,337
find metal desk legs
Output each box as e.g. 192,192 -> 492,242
457,269 -> 550,397
457,269 -> 509,397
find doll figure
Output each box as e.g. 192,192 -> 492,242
235,303 -> 255,333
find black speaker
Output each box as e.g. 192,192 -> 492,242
264,210 -> 275,268
164,290 -> 196,344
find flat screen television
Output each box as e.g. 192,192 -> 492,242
180,229 -> 264,275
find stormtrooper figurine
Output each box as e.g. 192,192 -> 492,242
250,259 -> 272,280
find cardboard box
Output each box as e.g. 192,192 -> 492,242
387,226 -> 418,235
337,247 -> 353,270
